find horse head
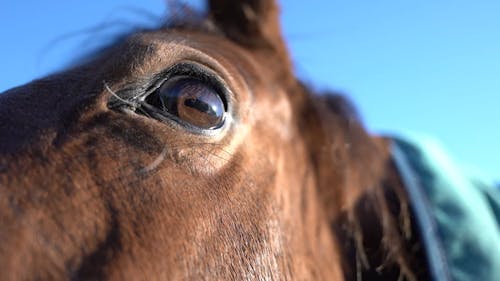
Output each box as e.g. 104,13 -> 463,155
0,1 -> 427,280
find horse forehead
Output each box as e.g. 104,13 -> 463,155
113,30 -> 278,92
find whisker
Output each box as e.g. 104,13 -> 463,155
140,145 -> 168,173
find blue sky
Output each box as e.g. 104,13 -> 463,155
1,1 -> 498,181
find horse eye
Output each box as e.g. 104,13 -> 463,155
145,77 -> 226,129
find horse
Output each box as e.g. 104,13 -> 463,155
2,0 -> 498,280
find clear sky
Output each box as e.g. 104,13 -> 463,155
1,0 -> 498,181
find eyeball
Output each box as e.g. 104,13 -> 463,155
146,76 -> 226,130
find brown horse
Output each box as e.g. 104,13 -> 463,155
0,1 -> 431,280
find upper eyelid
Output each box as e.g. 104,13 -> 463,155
143,62 -> 228,97
107,61 -> 230,109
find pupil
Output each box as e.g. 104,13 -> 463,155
184,98 -> 217,117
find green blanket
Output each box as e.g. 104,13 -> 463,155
391,136 -> 500,281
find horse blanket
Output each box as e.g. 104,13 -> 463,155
392,136 -> 500,281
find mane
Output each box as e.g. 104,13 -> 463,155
293,83 -> 429,280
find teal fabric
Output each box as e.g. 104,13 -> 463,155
391,136 -> 500,281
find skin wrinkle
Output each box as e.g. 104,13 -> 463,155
0,1 -> 432,281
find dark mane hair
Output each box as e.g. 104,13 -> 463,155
297,86 -> 429,281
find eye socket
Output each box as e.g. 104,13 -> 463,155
144,75 -> 227,130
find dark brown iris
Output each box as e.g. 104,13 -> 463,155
146,77 -> 225,129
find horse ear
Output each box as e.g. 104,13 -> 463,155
208,0 -> 291,67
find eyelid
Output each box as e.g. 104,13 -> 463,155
142,62 -> 230,108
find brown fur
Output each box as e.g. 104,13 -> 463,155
0,1 -> 430,280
